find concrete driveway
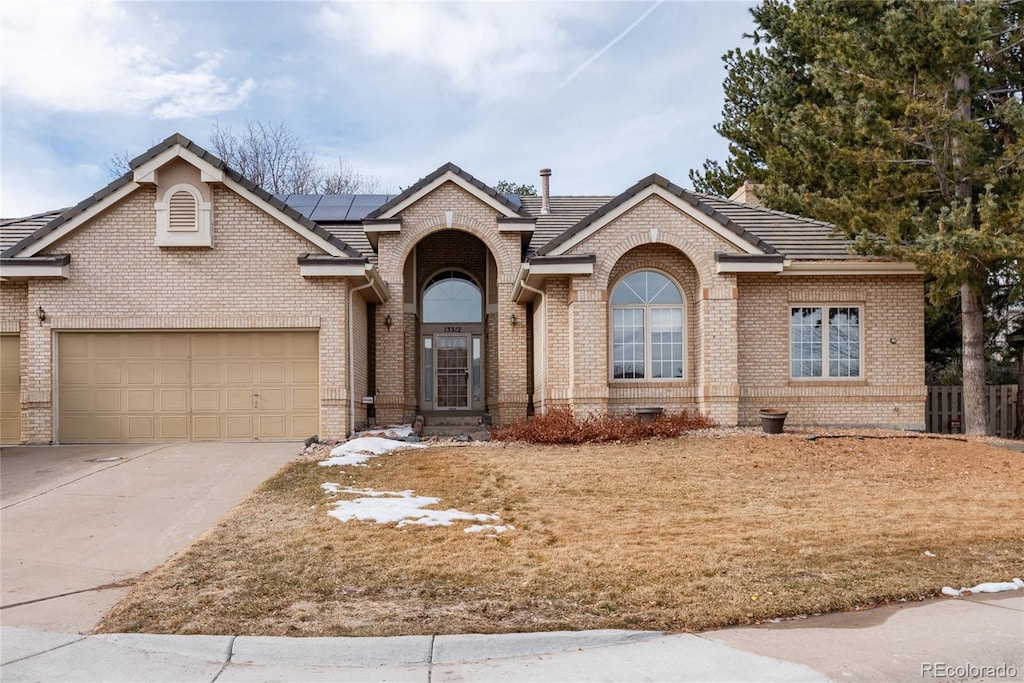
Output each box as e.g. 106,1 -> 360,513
0,442 -> 300,634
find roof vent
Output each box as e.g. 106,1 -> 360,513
540,168 -> 551,215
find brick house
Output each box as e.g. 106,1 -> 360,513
0,134 -> 925,444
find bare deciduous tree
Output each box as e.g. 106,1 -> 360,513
107,120 -> 382,195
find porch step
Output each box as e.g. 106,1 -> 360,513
420,415 -> 487,438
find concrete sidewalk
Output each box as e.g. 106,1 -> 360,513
2,593 -> 1020,682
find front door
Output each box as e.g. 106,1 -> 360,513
435,334 -> 469,409
421,328 -> 484,412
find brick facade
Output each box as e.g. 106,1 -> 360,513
1,185 -> 368,443
2,159 -> 927,442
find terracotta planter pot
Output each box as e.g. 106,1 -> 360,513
758,409 -> 788,434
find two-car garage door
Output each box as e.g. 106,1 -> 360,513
58,331 -> 318,442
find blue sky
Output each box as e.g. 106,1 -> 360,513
0,0 -> 757,218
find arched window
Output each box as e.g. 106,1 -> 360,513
422,270 -> 482,323
610,270 -> 684,379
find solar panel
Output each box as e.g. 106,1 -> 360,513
309,195 -> 356,222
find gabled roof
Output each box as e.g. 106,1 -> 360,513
535,174 -> 779,257
0,209 -> 66,254
2,133 -> 364,260
365,162 -> 526,220
691,193 -> 858,260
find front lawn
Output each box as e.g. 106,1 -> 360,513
96,431 -> 1023,637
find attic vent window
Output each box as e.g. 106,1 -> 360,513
168,190 -> 198,232
155,183 -> 212,247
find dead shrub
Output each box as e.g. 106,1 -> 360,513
491,406 -> 714,444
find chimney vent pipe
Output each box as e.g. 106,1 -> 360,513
540,168 -> 551,215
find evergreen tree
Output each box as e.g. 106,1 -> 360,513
694,0 -> 1024,435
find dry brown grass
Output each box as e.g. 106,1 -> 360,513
95,431 -> 1023,637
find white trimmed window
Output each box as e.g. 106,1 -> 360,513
155,183 -> 212,247
611,270 -> 685,380
790,306 -> 862,379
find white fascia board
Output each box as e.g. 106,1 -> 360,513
221,176 -> 346,257
498,220 -> 536,233
133,145 -> 224,184
299,263 -> 368,277
376,172 -> 521,219
0,263 -> 70,279
363,221 -> 402,233
20,182 -> 139,257
780,261 -> 921,276
547,185 -> 763,256
717,261 -> 785,273
529,261 -> 594,276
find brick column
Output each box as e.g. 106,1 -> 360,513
495,281 -> 528,423
698,277 -> 739,425
568,282 -> 609,415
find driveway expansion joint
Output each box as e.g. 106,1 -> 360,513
210,635 -> 237,682
0,634 -> 87,667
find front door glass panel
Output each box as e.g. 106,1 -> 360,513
435,335 -> 469,409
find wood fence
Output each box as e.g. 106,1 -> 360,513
926,385 -> 1019,437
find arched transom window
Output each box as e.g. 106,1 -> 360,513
422,270 -> 483,323
611,270 -> 684,380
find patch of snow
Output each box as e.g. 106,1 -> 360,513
941,578 -> 1023,597
356,424 -> 414,439
923,550 -> 936,557
324,487 -> 499,528
318,436 -> 426,467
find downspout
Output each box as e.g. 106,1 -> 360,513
349,279 -> 376,437
518,279 -> 546,413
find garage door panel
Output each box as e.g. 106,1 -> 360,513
292,388 -> 317,411
193,362 -> 222,384
193,415 -> 222,440
127,389 -> 155,411
127,416 -> 155,439
161,389 -> 187,411
92,416 -> 124,440
95,363 -> 123,384
128,362 -> 155,385
61,362 -> 90,385
161,362 -> 188,385
259,334 -> 287,356
59,331 -> 318,442
193,389 -> 221,411
226,415 -> 253,439
226,389 -> 252,411
160,416 -> 188,439
227,362 -> 252,384
293,361 -> 317,383
259,388 -> 286,411
1,335 -> 19,444
125,334 -> 156,356
94,389 -> 122,412
293,414 -> 318,437
94,335 -> 122,357
59,389 -> 91,412
259,415 -> 287,439
258,361 -> 286,384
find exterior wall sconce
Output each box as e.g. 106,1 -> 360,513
510,313 -> 517,326
37,306 -> 46,325
384,314 -> 393,329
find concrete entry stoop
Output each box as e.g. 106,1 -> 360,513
420,414 -> 488,438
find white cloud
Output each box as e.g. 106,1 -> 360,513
317,2 -> 600,100
0,1 -> 252,119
